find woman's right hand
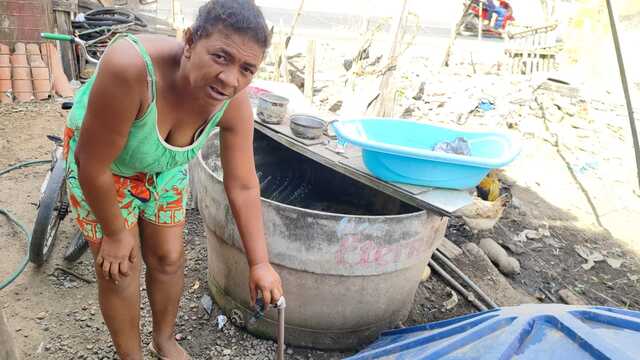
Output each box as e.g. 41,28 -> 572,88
96,230 -> 137,285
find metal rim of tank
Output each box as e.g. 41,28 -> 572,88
195,130 -> 426,219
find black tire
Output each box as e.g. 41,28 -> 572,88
30,160 -> 66,266
63,231 -> 89,263
459,13 -> 479,36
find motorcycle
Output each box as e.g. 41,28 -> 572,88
459,0 -> 514,37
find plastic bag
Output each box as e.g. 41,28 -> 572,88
432,137 -> 471,156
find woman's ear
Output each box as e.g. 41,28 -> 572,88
183,28 -> 195,59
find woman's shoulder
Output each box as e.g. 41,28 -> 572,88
99,37 -> 149,85
133,34 -> 182,66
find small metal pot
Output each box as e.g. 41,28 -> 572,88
257,93 -> 289,124
289,114 -> 326,140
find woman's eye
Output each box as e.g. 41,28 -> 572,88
242,67 -> 255,76
212,53 -> 226,62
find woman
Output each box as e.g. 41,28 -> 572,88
63,1 -> 283,358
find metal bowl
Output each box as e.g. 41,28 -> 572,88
257,93 -> 289,124
289,114 -> 326,140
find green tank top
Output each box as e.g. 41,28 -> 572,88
67,33 -> 229,177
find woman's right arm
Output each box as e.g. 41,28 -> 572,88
74,40 -> 146,283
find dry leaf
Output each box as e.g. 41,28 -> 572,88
581,260 -> 596,271
605,257 -> 623,269
443,290 -> 459,310
574,245 -> 604,262
543,237 -> 564,248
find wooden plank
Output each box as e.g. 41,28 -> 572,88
254,122 -> 471,216
304,39 -> 315,101
375,0 -> 408,117
52,0 -> 78,12
54,10 -> 78,80
437,237 -> 463,259
338,152 -> 430,195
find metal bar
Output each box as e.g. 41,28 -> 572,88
429,259 -> 487,311
433,250 -> 498,308
604,0 -> 640,193
276,296 -> 286,360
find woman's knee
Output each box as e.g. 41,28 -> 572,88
147,251 -> 185,276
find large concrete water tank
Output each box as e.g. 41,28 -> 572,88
191,130 -> 447,350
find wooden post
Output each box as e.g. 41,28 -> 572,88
478,1 -> 483,41
442,0 -> 474,67
0,309 -> 20,360
274,0 -> 304,82
605,0 -> 640,193
304,40 -> 315,101
52,0 -> 78,81
375,0 -> 409,117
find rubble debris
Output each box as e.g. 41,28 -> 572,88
216,315 -> 228,330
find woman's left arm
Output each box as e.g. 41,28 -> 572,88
218,89 -> 283,307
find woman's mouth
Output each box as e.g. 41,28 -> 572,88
208,85 -> 229,101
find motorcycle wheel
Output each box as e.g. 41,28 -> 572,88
458,13 -> 479,36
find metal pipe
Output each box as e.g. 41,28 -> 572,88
433,250 -> 498,309
276,297 -> 286,360
605,0 -> 640,193
429,260 -> 488,311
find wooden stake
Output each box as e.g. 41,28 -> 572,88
0,309 -> 20,360
478,1 -> 483,41
442,0 -> 474,67
304,40 -> 315,101
274,0 -> 305,82
375,0 -> 409,117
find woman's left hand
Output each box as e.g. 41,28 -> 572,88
249,262 -> 283,307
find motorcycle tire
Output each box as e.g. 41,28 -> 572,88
458,13 -> 479,36
63,231 -> 89,263
30,160 -> 67,266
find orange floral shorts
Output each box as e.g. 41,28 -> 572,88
63,127 -> 188,242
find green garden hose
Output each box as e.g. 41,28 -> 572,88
0,160 -> 50,290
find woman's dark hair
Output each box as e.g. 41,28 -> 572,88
191,0 -> 271,50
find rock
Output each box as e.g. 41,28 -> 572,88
223,348 -> 232,355
478,238 -> 521,275
462,243 -> 536,306
558,288 -> 587,305
175,333 -> 184,341
36,312 -> 47,320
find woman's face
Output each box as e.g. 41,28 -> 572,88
184,27 -> 264,105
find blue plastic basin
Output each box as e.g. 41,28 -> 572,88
347,304 -> 640,359
331,119 -> 521,189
